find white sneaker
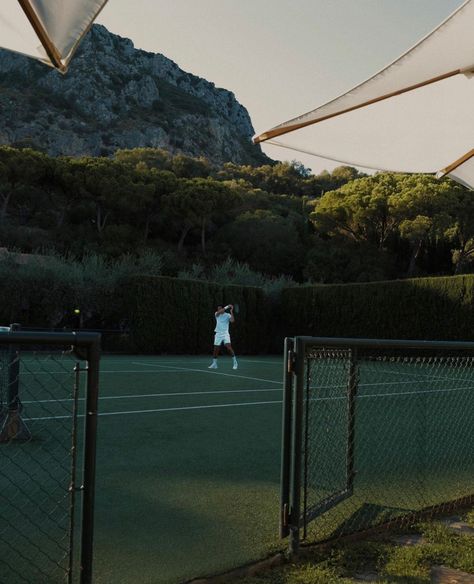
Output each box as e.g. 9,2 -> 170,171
208,362 -> 218,369
233,361 -> 238,370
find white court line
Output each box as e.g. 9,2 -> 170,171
310,378 -> 474,392
132,361 -> 283,385
24,378 -> 473,406
370,363 -> 474,383
21,374 -> 473,405
22,387 -> 282,405
101,357 -> 282,365
24,399 -> 283,421
24,384 -> 474,422
22,363 -> 282,375
21,369 -> 188,376
21,370 -> 458,392
137,355 -> 283,365
309,384 -> 474,402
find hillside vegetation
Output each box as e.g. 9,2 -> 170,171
0,146 -> 472,286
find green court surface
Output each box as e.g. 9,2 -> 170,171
2,352 -> 473,584
91,355 -> 284,584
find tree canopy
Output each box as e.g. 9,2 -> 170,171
0,146 -> 472,285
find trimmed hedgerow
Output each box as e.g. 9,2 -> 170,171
129,276 -> 271,354
280,274 -> 474,341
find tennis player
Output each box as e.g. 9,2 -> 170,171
208,304 -> 238,369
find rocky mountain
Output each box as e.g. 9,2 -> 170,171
0,25 -> 269,166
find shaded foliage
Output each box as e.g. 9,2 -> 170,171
0,147 -> 472,286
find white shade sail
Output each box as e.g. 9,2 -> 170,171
253,0 -> 474,189
0,0 -> 109,72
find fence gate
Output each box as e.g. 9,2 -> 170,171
281,337 -> 356,552
281,336 -> 474,553
0,329 -> 100,584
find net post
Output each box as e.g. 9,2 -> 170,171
79,334 -> 101,584
289,336 -> 305,555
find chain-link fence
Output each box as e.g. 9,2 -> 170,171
0,330 -> 100,584
281,337 -> 474,551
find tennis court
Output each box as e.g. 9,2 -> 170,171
1,352 -> 284,583
2,348 -> 474,583
89,355 -> 284,584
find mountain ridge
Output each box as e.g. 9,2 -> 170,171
0,24 -> 269,166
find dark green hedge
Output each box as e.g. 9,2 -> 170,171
129,276 -> 271,354
7,267 -> 474,353
281,274 -> 474,341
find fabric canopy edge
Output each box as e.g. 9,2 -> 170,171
437,149 -> 474,178
253,69 -> 462,144
59,0 -> 110,72
17,0 -> 65,71
252,0 -> 473,145
267,140 -> 474,190
15,0 -> 110,73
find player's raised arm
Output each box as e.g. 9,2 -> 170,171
229,305 -> 235,323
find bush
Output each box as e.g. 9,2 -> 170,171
179,257 -> 296,301
0,250 -> 164,329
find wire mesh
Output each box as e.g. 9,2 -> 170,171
0,349 -> 82,584
300,343 -> 474,544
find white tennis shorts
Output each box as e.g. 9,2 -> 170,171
214,332 -> 231,346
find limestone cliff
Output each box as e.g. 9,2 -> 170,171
0,25 -> 268,166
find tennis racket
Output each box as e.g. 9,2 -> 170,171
233,303 -> 240,314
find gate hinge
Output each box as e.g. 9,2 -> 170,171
287,350 -> 296,374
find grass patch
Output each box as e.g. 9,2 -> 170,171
466,509 -> 474,527
238,510 -> 474,584
240,563 -> 355,584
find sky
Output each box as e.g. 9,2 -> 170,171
2,0 -> 467,174
95,0 -> 464,174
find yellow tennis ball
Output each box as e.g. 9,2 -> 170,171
74,309 -> 81,314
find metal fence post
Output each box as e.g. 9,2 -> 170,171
280,337 -> 294,538
346,347 -> 358,491
80,335 -> 101,584
289,336 -> 305,555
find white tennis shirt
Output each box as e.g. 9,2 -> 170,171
214,312 -> 231,334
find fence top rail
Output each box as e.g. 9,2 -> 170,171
294,336 -> 474,352
0,330 -> 101,348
